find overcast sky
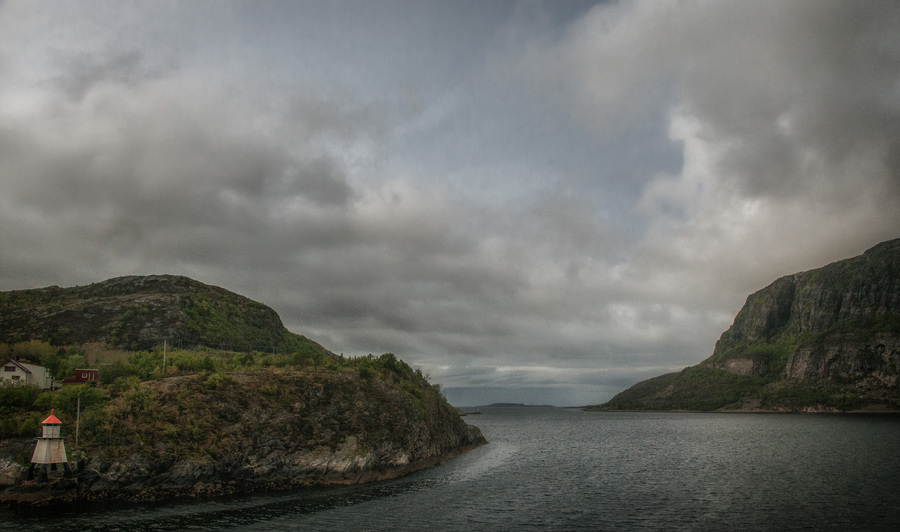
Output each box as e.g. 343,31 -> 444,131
1,1 -> 898,406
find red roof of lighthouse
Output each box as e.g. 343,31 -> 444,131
41,409 -> 62,425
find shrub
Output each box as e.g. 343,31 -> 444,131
205,373 -> 230,390
124,387 -> 152,414
51,383 -> 106,416
0,381 -> 41,408
100,360 -> 138,384
19,412 -> 43,437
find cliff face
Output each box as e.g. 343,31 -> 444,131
706,238 -> 900,384
784,334 -> 900,382
0,275 -> 328,354
600,238 -> 900,412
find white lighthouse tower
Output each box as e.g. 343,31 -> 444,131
29,409 -> 71,481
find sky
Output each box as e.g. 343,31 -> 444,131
1,1 -> 898,406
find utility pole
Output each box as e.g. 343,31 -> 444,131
75,396 -> 80,451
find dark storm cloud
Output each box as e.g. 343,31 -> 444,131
0,45 -> 377,292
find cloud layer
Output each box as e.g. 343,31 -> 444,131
1,1 -> 898,405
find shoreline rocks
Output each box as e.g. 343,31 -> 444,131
1,427 -> 486,507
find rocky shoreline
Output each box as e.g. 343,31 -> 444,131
0,432 -> 485,507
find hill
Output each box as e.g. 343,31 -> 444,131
0,276 -> 486,505
596,238 -> 900,412
0,275 -> 328,355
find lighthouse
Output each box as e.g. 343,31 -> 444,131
29,409 -> 71,481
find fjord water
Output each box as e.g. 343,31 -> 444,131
5,407 -> 900,531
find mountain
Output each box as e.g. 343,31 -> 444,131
0,274 -> 328,355
597,238 -> 900,412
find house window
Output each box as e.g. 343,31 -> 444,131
82,373 -> 88,378
11,376 -> 20,381
4,366 -> 15,372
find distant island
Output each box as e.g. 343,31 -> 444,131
592,238 -> 900,413
0,275 -> 485,506
482,403 -> 554,408
456,403 -> 555,411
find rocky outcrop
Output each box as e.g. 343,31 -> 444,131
599,238 -> 900,412
0,369 -> 486,505
705,238 -> 900,384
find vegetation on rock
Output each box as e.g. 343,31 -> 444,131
1,344 -> 485,503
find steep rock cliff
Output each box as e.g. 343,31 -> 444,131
599,238 -> 900,412
705,238 -> 900,385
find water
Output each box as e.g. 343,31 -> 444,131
3,407 -> 900,531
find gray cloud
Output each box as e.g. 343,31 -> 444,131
678,2 -> 900,201
1,1 -> 897,405
52,50 -> 170,101
506,1 -> 900,205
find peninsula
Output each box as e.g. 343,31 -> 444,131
0,275 -> 485,505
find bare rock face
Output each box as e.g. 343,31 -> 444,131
720,358 -> 759,376
708,238 -> 900,385
784,333 -> 900,385
722,277 -> 797,345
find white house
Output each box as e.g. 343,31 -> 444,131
0,359 -> 54,389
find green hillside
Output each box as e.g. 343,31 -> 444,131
0,275 -> 329,356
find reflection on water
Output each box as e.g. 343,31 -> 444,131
3,408 -> 900,531
1,476 -> 435,531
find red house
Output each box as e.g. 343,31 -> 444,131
61,369 -> 99,384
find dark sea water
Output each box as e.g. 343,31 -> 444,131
4,407 -> 900,531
